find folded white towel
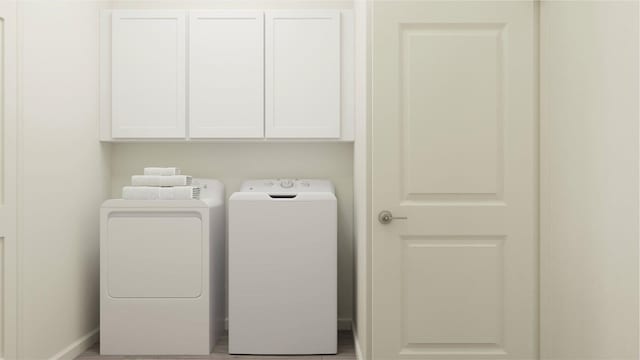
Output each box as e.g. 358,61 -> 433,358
143,167 -> 181,176
122,186 -> 200,200
131,175 -> 192,187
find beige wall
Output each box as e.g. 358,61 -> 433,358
540,1 -> 639,359
110,142 -> 354,324
18,1 -> 111,359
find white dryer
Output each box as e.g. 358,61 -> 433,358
100,179 -> 225,355
229,179 -> 337,355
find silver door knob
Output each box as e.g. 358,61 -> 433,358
378,210 -> 408,224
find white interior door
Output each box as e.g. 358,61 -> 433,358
371,1 -> 537,359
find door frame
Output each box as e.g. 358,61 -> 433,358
0,2 -> 18,359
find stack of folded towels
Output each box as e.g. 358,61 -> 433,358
122,167 -> 200,200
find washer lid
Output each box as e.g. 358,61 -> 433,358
239,179 -> 335,194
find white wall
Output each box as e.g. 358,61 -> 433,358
110,142 -> 354,325
540,1 -> 639,359
18,1 -> 111,359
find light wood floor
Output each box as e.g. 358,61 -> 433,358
76,331 -> 355,360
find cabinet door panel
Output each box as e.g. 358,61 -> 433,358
112,10 -> 186,138
265,11 -> 341,139
189,11 -> 264,138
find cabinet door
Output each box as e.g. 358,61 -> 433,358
189,11 -> 264,138
265,11 -> 341,138
111,11 -> 186,138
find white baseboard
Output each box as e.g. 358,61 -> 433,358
48,328 -> 99,360
224,318 -> 353,331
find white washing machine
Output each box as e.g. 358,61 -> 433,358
229,179 -> 337,355
100,179 -> 225,355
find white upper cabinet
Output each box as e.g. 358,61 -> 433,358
101,9 -> 353,141
189,11 -> 264,138
111,10 -> 186,138
265,11 -> 341,139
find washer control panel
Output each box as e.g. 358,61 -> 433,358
240,179 -> 334,194
280,179 -> 294,188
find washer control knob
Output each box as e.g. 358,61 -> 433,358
280,179 -> 294,188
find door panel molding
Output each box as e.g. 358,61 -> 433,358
399,22 -> 506,204
399,235 -> 506,356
